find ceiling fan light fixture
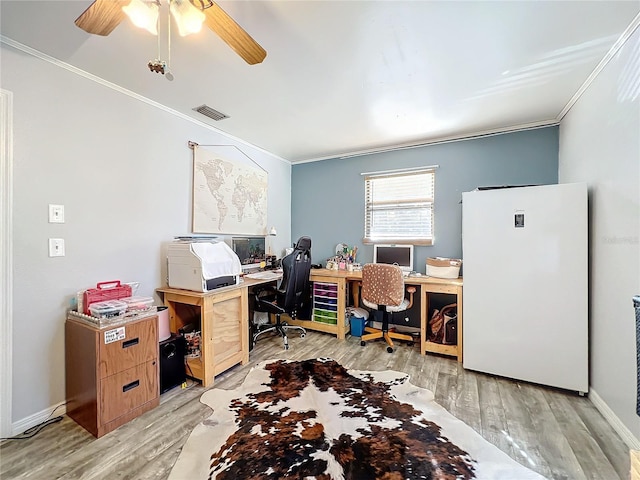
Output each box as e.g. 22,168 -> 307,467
122,0 -> 159,35
170,0 -> 205,37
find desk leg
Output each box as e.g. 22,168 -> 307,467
353,282 -> 360,308
201,298 -> 215,388
165,300 -> 178,333
240,288 -> 249,365
337,278 -> 346,340
421,287 -> 428,356
456,285 -> 463,363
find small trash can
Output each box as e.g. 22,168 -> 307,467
350,316 -> 367,337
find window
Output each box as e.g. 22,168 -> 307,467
364,168 -> 435,245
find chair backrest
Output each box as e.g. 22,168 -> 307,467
278,236 -> 312,316
361,263 -> 405,307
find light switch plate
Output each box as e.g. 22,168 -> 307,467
49,204 -> 65,223
49,238 -> 65,257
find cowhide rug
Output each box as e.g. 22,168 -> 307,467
169,358 -> 545,480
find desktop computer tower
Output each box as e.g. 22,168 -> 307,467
159,334 -> 186,394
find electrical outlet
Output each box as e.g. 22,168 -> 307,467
49,238 -> 65,257
48,204 -> 65,223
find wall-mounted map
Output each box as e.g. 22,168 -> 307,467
192,145 -> 267,235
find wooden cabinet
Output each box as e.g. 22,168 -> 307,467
65,314 -> 159,438
420,281 -> 463,362
156,285 -> 250,387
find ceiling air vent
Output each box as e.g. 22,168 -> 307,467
193,105 -> 229,121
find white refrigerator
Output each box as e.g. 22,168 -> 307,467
462,183 -> 588,393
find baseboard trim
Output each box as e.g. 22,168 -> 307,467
590,388 -> 640,449
11,402 -> 66,437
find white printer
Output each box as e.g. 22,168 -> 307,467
167,241 -> 242,292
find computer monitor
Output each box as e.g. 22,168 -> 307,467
231,237 -> 266,271
373,244 -> 414,273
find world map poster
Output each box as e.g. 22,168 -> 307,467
192,145 -> 268,235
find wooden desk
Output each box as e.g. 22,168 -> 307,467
286,269 -> 464,362
156,277 -> 276,387
157,270 -> 463,388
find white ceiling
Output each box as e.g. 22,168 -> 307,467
1,1 -> 638,163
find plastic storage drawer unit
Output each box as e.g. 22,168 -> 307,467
89,300 -> 127,318
312,282 -> 339,325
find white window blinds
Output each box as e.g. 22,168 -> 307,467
364,169 -> 435,245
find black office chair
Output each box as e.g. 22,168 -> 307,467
253,236 -> 311,350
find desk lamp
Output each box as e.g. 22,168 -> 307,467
267,227 -> 277,267
268,227 -> 277,252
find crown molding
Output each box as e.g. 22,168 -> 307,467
558,12 -> 640,121
292,119 -> 559,164
0,35 -> 291,166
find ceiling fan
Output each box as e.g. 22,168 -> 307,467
74,0 -> 267,66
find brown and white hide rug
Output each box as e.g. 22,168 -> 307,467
169,358 -> 545,480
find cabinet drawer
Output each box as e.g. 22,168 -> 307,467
99,360 -> 158,425
314,300 -> 337,309
99,318 -> 157,378
313,285 -> 338,297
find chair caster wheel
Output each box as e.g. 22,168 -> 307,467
387,346 -> 393,353
407,342 -> 414,347
360,341 -> 366,347
300,333 -> 306,338
284,344 -> 289,350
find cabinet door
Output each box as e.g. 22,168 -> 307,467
211,292 -> 244,366
99,318 -> 157,378
100,360 -> 158,425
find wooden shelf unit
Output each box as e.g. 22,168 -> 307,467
420,280 -> 464,362
157,284 -> 251,387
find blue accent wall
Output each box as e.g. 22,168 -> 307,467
291,127 -> 559,272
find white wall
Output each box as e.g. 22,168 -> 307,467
1,44 -> 291,426
559,27 -> 640,444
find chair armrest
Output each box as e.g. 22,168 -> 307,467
254,285 -> 285,315
254,285 -> 276,307
254,285 -> 278,297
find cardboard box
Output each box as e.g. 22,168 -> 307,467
426,257 -> 462,279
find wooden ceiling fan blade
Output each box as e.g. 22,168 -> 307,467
203,2 -> 267,65
75,0 -> 130,36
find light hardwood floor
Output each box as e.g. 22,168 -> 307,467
0,331 -> 631,479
